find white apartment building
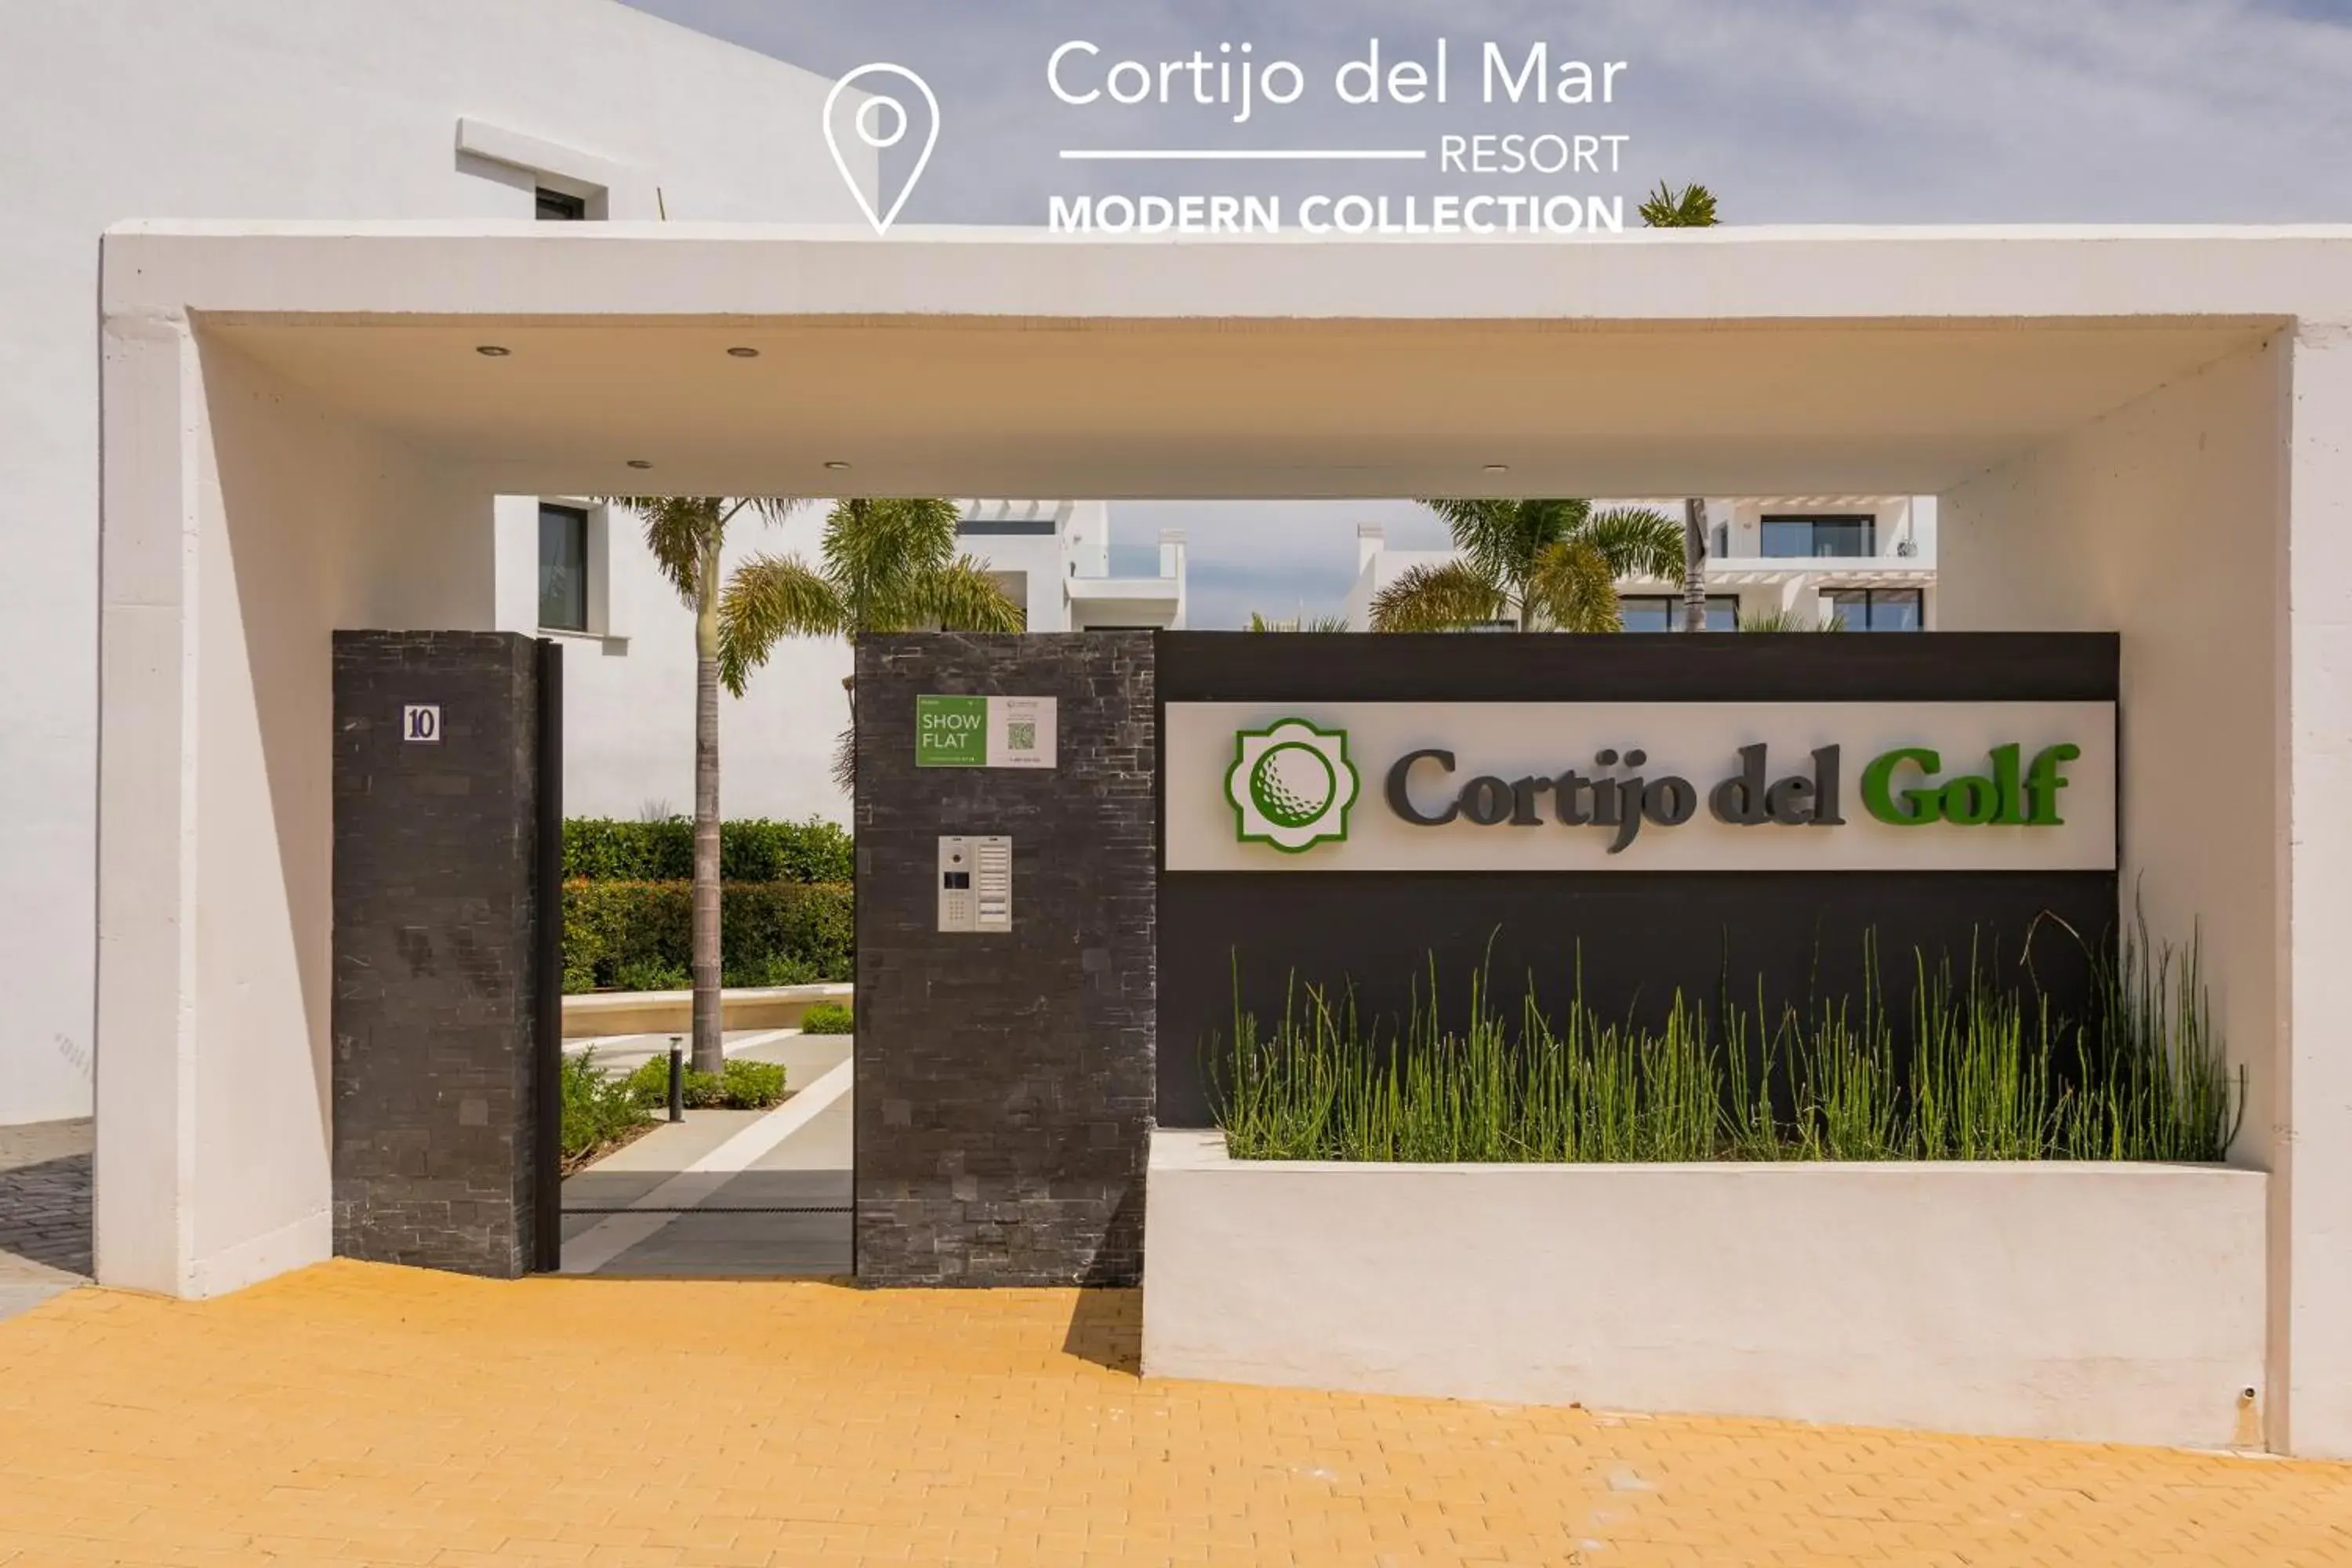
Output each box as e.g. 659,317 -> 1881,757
1346,497 -> 1937,630
0,0 -> 862,1124
957,501 -> 1189,632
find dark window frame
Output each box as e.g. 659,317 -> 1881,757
1825,587 -> 1924,632
1618,593 -> 1739,632
538,503 -> 591,632
1761,514 -> 1877,560
956,517 -> 1059,536
535,187 -> 588,221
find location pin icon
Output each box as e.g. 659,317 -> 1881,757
822,64 -> 940,237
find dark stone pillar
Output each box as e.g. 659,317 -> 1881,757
330,631 -> 555,1277
853,633 -> 1156,1286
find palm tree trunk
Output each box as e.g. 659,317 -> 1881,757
1679,498 -> 1710,633
691,539 -> 724,1076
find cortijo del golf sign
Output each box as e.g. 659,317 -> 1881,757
1168,702 -> 2115,872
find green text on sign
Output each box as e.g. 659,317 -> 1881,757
916,695 -> 989,767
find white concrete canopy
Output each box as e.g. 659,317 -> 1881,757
97,220 -> 2352,1452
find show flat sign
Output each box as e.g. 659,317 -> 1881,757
916,695 -> 1057,768
1163,702 -> 2116,872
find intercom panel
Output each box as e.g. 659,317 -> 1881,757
938,835 -> 1011,932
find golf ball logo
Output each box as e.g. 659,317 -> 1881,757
1227,718 -> 1358,852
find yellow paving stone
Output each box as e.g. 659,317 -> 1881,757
0,1260 -> 2342,1564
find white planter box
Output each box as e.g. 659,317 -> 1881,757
1144,1128 -> 2267,1449
561,982 -> 851,1039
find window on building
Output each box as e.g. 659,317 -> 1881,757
1619,594 -> 1738,631
535,187 -> 588,221
1825,589 -> 1923,632
1761,514 -> 1876,558
958,516 -> 1058,536
538,503 -> 590,630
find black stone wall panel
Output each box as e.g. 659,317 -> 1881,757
331,631 -> 549,1276
853,634 -> 1156,1287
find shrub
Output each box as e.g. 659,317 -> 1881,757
564,817 -> 854,884
731,953 -> 826,989
800,1002 -> 854,1035
560,1049 -> 652,1170
720,1058 -> 789,1108
610,956 -> 690,994
623,1053 -> 789,1110
564,880 -> 852,993
1215,923 -> 2241,1166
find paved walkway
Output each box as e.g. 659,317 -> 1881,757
562,1033 -> 852,1277
0,1118 -> 92,1321
2,1260 -> 2348,1566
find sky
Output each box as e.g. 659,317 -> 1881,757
625,0 -> 2352,625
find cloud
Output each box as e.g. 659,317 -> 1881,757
628,0 -> 2352,223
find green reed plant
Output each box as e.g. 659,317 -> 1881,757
2053,909 -> 2242,1162
1211,919 -> 2241,1165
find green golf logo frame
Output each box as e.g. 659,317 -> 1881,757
1226,717 -> 1360,853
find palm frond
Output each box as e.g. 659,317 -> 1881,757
832,722 -> 856,797
1739,608 -> 1844,633
822,499 -> 963,628
1247,612 -> 1349,632
716,554 -> 849,695
740,497 -> 810,527
1369,560 -> 1509,632
906,556 -> 1025,633
1577,506 -> 1686,581
1522,540 -> 1623,632
1418,497 -> 1593,590
1639,182 -> 1720,227
605,495 -> 726,605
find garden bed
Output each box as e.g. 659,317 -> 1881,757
1142,1129 -> 2267,1448
557,1049 -> 789,1174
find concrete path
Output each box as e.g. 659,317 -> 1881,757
0,1118 -> 91,1321
5,1259 -> 2350,1566
560,1033 -> 853,1277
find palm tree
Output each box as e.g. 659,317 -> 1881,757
1368,499 -> 1682,632
718,495 -> 1025,788
611,495 -> 802,1074
1639,180 -> 1722,633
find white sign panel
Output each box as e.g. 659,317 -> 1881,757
401,704 -> 441,743
990,695 -> 1057,769
1165,702 -> 2116,873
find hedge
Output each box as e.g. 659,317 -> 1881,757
564,879 -> 853,993
564,817 -> 854,884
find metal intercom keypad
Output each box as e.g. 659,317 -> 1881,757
938,835 -> 1011,932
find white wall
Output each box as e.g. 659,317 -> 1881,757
1145,1132 -> 2268,1450
2282,323 -> 2352,1457
0,0 -> 858,1123
1940,336 -> 2308,1441
99,325 -> 501,1294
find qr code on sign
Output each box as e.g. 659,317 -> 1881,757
1006,720 -> 1036,750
